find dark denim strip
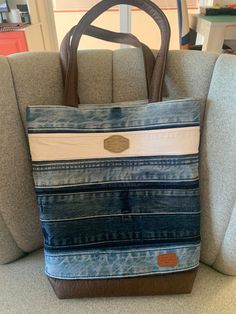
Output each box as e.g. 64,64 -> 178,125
32,154 -> 199,169
45,241 -> 201,254
38,190 -> 200,221
28,122 -> 199,134
41,213 -> 200,248
44,237 -> 201,251
36,180 -> 199,194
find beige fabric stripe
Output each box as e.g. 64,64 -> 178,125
28,127 -> 200,161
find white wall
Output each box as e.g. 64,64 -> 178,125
54,9 -> 198,50
199,0 -> 236,6
53,0 -> 198,10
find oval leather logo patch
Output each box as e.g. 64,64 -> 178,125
104,135 -> 129,153
157,253 -> 178,267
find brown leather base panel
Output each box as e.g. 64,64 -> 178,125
48,268 -> 198,299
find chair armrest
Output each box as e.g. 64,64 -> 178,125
200,54 -> 236,275
0,56 -> 42,264
213,202 -> 236,275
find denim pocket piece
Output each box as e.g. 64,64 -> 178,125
27,98 -> 201,280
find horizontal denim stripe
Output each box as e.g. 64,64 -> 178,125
42,213 -> 200,249
32,155 -> 198,188
38,189 -> 200,221
36,180 -> 199,195
28,122 -> 199,134
32,154 -> 199,168
27,99 -> 200,132
45,243 -> 200,279
44,237 -> 201,251
41,212 -> 201,223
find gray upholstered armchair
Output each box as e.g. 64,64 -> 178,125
0,49 -> 236,313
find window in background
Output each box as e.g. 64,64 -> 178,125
52,0 -> 120,49
52,0 -> 199,50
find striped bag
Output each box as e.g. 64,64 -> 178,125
26,0 -> 201,299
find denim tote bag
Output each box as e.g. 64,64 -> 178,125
26,0 -> 201,299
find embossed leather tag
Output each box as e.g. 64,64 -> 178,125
104,135 -> 129,153
157,254 -> 178,267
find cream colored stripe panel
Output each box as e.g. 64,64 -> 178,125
28,127 -> 200,161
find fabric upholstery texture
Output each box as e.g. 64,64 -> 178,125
0,212 -> 23,264
113,48 -> 147,102
163,50 -> 219,124
0,56 -> 41,261
0,250 -> 236,314
164,51 -> 218,100
200,54 -> 236,274
0,50 -> 235,279
8,52 -> 64,126
0,57 -> 23,264
77,50 -> 113,104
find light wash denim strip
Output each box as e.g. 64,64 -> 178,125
32,156 -> 199,188
45,243 -> 200,279
27,99 -> 200,132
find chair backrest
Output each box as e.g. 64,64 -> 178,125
1,49 -> 235,275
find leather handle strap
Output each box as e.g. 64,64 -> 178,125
61,0 -> 170,107
61,25 -> 155,105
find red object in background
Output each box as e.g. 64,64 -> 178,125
0,31 -> 28,56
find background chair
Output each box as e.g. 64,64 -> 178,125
0,49 -> 236,313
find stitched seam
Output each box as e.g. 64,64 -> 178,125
45,243 -> 200,256
27,98 -> 197,110
45,265 -> 199,280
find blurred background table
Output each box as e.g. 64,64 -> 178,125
190,14 -> 236,53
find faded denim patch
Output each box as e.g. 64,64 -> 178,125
45,243 -> 200,279
33,155 -> 199,188
27,99 -> 200,133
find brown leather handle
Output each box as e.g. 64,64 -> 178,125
62,0 -> 170,107
61,25 -> 155,105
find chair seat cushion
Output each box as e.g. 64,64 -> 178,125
0,250 -> 236,313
